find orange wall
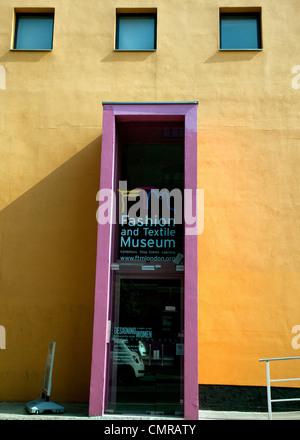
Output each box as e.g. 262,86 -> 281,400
0,0 -> 300,402
198,125 -> 300,386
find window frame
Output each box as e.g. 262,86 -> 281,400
115,11 -> 157,51
219,8 -> 263,51
12,9 -> 55,51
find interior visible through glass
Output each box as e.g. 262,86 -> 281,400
106,278 -> 184,416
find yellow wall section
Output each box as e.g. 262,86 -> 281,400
0,0 -> 300,402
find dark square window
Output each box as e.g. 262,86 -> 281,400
220,12 -> 262,50
116,13 -> 157,51
14,13 -> 54,50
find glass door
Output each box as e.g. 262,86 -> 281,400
106,276 -> 184,416
105,120 -> 185,416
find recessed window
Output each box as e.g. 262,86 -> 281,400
14,12 -> 54,50
116,13 -> 157,51
220,11 -> 262,50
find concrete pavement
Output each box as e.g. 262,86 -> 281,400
0,402 -> 299,420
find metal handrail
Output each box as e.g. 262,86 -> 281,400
259,356 -> 300,420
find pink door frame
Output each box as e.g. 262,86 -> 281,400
89,102 -> 199,420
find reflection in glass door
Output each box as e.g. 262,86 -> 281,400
106,277 -> 184,416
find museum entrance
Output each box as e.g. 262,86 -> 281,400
89,104 -> 199,420
105,120 -> 185,416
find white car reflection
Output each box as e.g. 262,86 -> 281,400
138,340 -> 146,357
112,338 -> 145,384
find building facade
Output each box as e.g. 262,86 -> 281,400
1,0 -> 300,419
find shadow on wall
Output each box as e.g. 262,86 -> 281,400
0,136 -> 101,403
0,50 -> 49,63
205,50 -> 262,64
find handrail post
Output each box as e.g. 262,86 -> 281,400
260,356 -> 300,419
266,361 -> 272,420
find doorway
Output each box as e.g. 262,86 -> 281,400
89,103 -> 198,420
106,120 -> 184,415
106,277 -> 184,416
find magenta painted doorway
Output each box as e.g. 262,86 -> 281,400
89,103 -> 198,420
